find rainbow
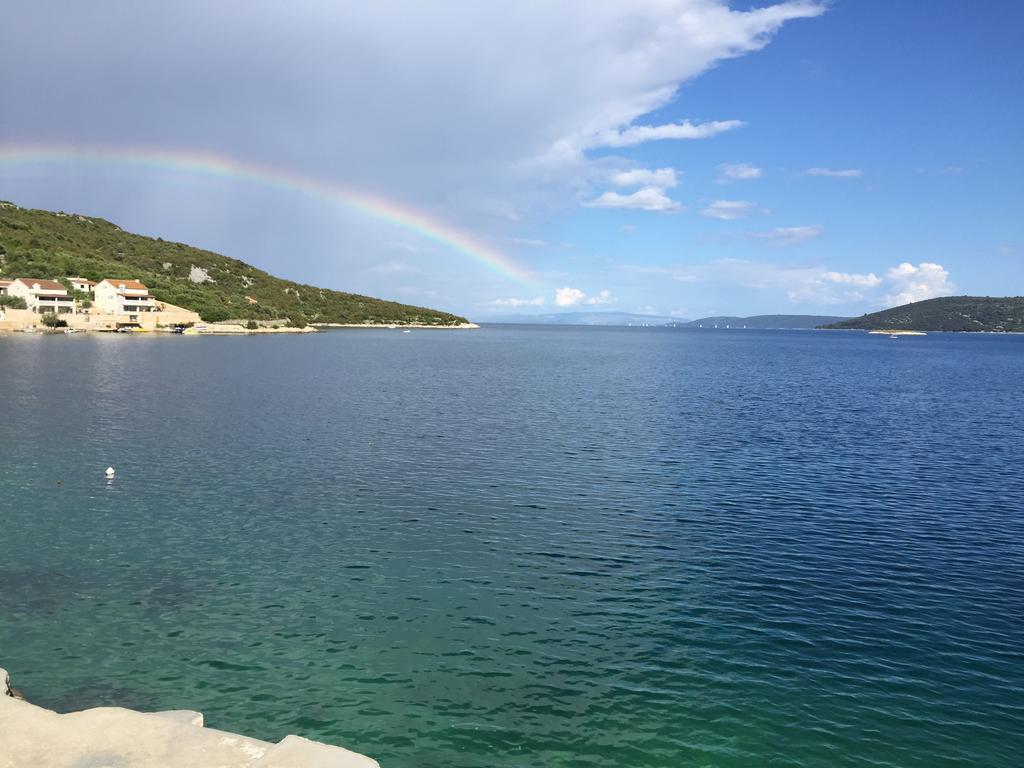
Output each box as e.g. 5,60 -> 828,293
0,144 -> 536,286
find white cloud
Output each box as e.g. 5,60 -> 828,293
612,168 -> 679,188
485,296 -> 546,307
555,286 -> 586,306
885,262 -> 955,306
554,286 -> 613,306
717,163 -> 763,182
0,0 -> 827,303
805,167 -> 863,178
701,200 -> 757,220
584,187 -> 682,212
751,225 -> 823,246
629,258 -> 947,309
595,119 -> 743,148
822,270 -> 882,287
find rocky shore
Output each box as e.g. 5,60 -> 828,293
0,667 -> 377,768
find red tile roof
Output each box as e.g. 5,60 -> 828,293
16,278 -> 66,291
102,279 -> 148,291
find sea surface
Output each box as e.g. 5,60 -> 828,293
1,326 -> 1022,767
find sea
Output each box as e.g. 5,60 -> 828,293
1,326 -> 1022,767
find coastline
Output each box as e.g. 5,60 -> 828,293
312,322 -> 479,329
0,322 -> 479,335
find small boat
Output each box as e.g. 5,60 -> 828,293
889,334 -> 899,339
402,329 -> 411,333
22,328 -> 36,333
64,328 -> 79,334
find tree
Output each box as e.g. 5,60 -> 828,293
0,295 -> 28,309
40,313 -> 68,328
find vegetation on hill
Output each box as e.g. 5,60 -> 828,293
820,296 -> 1024,332
0,201 -> 469,325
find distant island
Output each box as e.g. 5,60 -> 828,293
819,296 -> 1024,332
0,201 -> 470,327
484,311 -> 850,329
482,311 -> 679,326
670,314 -> 849,330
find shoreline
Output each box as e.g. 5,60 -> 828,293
0,322 -> 479,335
312,322 -> 479,329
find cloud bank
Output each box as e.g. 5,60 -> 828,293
885,262 -> 955,305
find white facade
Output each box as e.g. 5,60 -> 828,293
7,278 -> 75,314
93,279 -> 157,315
68,277 -> 96,293
0,279 -> 11,296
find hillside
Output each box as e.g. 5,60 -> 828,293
0,201 -> 468,325
671,314 -> 849,329
820,296 -> 1024,332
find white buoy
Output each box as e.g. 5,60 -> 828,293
105,467 -> 115,478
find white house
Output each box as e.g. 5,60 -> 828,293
6,278 -> 75,314
93,279 -> 158,315
68,277 -> 96,293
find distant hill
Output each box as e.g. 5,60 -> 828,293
482,311 -> 680,326
0,201 -> 468,325
672,314 -> 849,329
820,296 -> 1024,332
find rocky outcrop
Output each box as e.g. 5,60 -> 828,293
0,668 -> 377,768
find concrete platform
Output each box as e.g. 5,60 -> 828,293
0,668 -> 378,768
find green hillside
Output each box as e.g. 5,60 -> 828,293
820,296 -> 1024,332
0,201 -> 468,325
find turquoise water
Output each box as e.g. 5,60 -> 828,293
1,327 -> 1022,767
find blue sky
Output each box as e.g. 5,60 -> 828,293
1,1 -> 1021,319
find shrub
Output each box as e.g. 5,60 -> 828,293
40,313 -> 68,328
287,313 -> 308,329
246,320 -> 258,330
0,295 -> 28,309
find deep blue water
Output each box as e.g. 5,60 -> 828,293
1,326 -> 1022,767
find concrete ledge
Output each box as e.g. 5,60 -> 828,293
0,668 -> 378,768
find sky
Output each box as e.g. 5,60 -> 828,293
1,0 -> 1021,320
